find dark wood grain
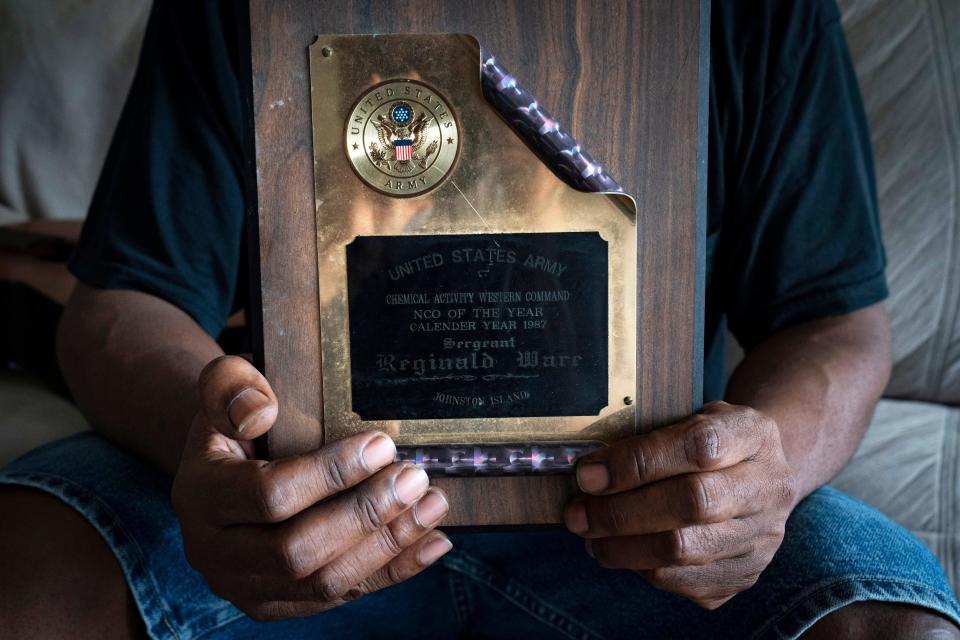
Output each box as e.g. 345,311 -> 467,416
247,0 -> 707,526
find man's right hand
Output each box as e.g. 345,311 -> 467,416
171,356 -> 452,620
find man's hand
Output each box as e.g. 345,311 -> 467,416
564,401 -> 797,609
172,356 -> 452,620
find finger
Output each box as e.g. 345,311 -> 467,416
576,402 -> 771,495
196,430 -> 399,525
234,598 -> 345,622
639,554 -> 765,610
214,488 -> 450,602
341,531 -> 452,601
198,355 -> 278,440
587,519 -> 758,570
291,489 -> 450,601
218,462 -> 430,578
566,463 -> 763,538
236,530 -> 452,622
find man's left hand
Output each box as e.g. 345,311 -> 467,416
565,401 -> 797,609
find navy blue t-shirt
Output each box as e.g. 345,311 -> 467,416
70,0 -> 887,403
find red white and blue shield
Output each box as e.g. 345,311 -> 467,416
394,139 -> 413,161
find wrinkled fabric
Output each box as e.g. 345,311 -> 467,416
838,0 -> 960,404
832,398 -> 960,591
0,0 -> 149,223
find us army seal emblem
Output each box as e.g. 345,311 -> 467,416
345,79 -> 460,197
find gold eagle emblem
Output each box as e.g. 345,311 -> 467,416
344,79 -> 460,197
370,108 -> 439,172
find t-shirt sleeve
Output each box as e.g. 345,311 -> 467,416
68,2 -> 244,338
716,13 -> 887,351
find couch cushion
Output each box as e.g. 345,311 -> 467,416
839,0 -> 960,404
831,398 -> 960,592
0,0 -> 148,223
0,373 -> 88,467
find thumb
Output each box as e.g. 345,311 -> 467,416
197,355 -> 278,441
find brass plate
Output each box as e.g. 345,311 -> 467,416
309,34 -> 637,447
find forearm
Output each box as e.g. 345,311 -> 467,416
725,303 -> 892,504
56,283 -> 223,475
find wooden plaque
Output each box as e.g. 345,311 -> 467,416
242,1 -> 708,527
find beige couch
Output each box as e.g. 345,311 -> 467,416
1,0 -> 958,592
829,0 -> 960,589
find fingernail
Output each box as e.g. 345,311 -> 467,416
395,466 -> 429,504
565,501 -> 589,534
414,490 -> 449,527
228,388 -> 271,433
362,434 -> 396,470
418,536 -> 453,566
577,463 -> 610,493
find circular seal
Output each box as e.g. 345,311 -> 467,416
345,80 -> 460,197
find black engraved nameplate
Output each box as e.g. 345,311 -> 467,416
346,232 -> 608,420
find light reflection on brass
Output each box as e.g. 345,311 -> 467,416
309,34 -> 637,446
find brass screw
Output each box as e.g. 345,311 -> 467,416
623,396 -> 633,405
321,46 -> 333,57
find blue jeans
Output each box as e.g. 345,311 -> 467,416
2,432 -> 958,639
